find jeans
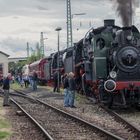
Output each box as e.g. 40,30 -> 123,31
3,90 -> 9,106
64,88 -> 69,106
69,90 -> 75,107
53,82 -> 60,92
32,80 -> 37,91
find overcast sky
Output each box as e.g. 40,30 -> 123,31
0,0 -> 140,58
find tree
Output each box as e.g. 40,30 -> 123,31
26,54 -> 37,64
9,60 -> 27,75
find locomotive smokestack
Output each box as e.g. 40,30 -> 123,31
104,19 -> 115,27
110,0 -> 137,26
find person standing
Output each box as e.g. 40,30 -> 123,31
3,75 -> 10,106
23,75 -> 29,88
68,72 -> 76,108
18,73 -> 23,87
62,73 -> 69,107
53,71 -> 61,92
28,73 -> 33,88
32,70 -> 38,91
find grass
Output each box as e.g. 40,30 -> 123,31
46,86 -> 87,102
0,114 -> 12,140
75,94 -> 87,103
11,83 -> 86,103
0,98 -> 12,140
11,82 -> 65,93
45,86 -> 64,94
0,119 -> 10,129
0,131 -> 11,139
10,82 -> 21,90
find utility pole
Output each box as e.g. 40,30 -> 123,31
55,27 -> 62,93
40,32 -> 44,58
27,42 -> 29,58
129,0 -> 133,26
66,0 -> 73,48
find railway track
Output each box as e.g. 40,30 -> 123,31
112,107 -> 140,132
9,90 -> 123,140
99,104 -> 140,139
10,89 -> 140,139
10,98 -> 53,140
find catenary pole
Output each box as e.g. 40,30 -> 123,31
66,0 -> 73,48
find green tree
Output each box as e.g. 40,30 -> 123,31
27,54 -> 38,64
9,60 -> 27,75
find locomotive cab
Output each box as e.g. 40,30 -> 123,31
64,47 -> 74,73
84,20 -> 119,82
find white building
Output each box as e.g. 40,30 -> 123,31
0,51 -> 9,78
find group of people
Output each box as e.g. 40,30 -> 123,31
2,70 -> 38,107
16,70 -> 38,91
3,70 -> 76,107
53,71 -> 76,108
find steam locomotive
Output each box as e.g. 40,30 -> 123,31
25,19 -> 140,108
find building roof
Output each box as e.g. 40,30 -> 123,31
8,57 -> 27,63
0,51 -> 9,57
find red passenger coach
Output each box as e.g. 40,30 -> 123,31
29,57 -> 48,84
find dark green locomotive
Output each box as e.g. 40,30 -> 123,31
73,19 -> 140,108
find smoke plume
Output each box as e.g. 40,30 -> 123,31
111,0 -> 137,26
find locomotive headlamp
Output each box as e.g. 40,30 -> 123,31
109,71 -> 117,79
127,35 -> 132,41
104,79 -> 116,92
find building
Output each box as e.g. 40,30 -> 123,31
0,51 -> 27,79
8,57 -> 27,63
0,51 -> 9,78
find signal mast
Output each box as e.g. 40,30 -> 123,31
66,0 -> 73,48
130,0 -> 133,26
40,32 -> 44,58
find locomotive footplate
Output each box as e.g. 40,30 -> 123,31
116,81 -> 140,90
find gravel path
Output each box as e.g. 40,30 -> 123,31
22,86 -> 140,140
5,102 -> 46,140
11,86 -> 140,140
115,109 -> 140,130
11,95 -> 109,140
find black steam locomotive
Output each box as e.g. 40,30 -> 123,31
27,19 -> 140,108
73,19 -> 140,108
